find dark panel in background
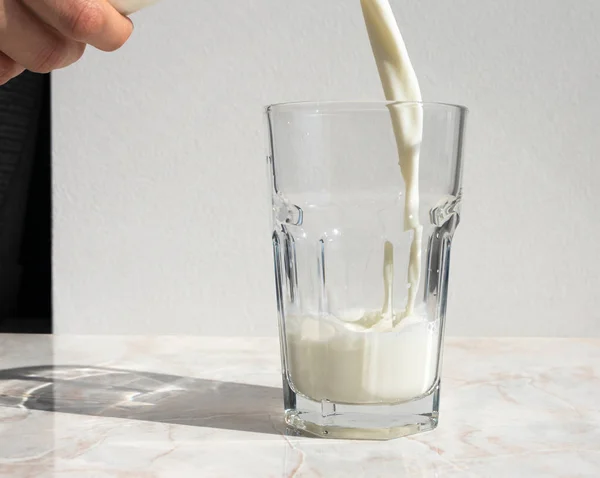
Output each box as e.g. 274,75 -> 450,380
0,72 -> 52,333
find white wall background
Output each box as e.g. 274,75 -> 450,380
53,0 -> 600,336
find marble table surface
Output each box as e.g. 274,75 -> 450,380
0,335 -> 598,477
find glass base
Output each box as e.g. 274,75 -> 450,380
283,378 -> 440,440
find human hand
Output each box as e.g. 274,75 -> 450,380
0,0 -> 136,85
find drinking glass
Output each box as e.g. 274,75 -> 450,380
265,101 -> 467,439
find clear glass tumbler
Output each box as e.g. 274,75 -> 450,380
265,101 -> 467,439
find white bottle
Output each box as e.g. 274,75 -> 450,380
109,0 -> 160,15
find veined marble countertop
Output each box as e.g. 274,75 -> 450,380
0,335 -> 598,477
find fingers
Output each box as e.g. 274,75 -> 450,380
20,0 -> 133,52
0,0 -> 85,74
0,0 -> 133,83
0,51 -> 24,85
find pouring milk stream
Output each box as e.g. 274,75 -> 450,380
361,0 -> 424,324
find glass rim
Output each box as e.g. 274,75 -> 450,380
265,100 -> 468,114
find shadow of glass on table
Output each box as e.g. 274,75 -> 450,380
0,365 -> 284,436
